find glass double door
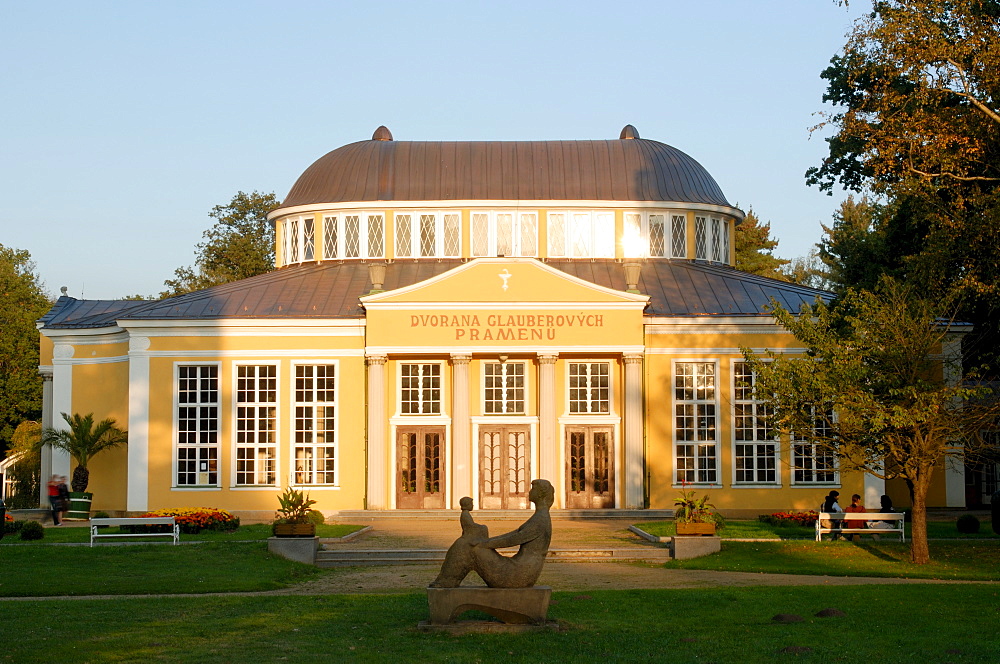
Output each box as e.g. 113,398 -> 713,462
479,426 -> 531,510
565,425 -> 615,509
396,427 -> 445,509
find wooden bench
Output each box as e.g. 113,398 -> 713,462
90,517 -> 179,547
815,512 -> 905,542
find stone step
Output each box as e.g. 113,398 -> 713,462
332,509 -> 674,521
315,547 -> 673,567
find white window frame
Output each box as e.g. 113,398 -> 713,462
398,362 -> 444,416
317,212 -> 385,259
393,211 -> 462,258
482,361 -> 527,415
232,363 -> 279,488
672,360 -> 720,487
545,210 -> 614,258
291,362 -> 339,487
470,210 -> 538,258
567,361 -> 611,414
791,407 -> 840,486
731,360 -> 779,486
694,216 -> 708,260
174,362 -> 221,488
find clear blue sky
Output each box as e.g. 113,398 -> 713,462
1,0 -> 867,300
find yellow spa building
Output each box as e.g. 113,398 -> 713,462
36,125 -> 968,517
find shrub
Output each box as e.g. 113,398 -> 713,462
3,514 -> 23,535
758,511 -> 819,528
93,510 -> 110,519
956,514 -> 981,534
19,520 -> 44,541
307,509 -> 325,525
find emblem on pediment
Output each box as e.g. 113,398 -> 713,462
499,269 -> 512,291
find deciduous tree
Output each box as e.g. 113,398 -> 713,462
162,191 -> 280,296
744,279 -> 1000,563
0,244 -> 51,457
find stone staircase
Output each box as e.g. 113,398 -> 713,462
333,509 -> 674,521
315,546 -> 674,568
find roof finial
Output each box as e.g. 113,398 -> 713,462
60,286 -> 68,296
620,124 -> 640,139
372,126 -> 393,141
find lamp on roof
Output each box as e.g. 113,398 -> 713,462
368,263 -> 387,294
623,262 -> 642,294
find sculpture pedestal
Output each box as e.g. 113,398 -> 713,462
672,535 -> 721,560
267,536 -> 318,564
426,586 -> 552,625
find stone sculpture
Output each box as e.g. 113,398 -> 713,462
430,478 -> 553,588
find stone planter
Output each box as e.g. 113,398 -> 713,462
273,522 -> 316,537
676,522 -> 716,536
267,536 -> 319,564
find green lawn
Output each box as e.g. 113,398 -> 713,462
0,542 -> 320,596
635,519 -> 998,540
661,540 -> 1000,580
0,522 -> 363,544
2,586 -> 999,663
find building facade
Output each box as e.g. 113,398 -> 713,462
36,125 -> 968,516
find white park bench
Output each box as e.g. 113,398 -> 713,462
815,512 -> 905,542
90,516 -> 179,546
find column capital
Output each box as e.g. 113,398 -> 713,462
623,352 -> 644,365
366,354 -> 388,366
38,368 -> 53,380
450,353 -> 472,364
537,352 -> 559,364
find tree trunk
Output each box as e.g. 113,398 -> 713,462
71,465 -> 89,493
908,474 -> 932,564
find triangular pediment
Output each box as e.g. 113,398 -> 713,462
361,257 -> 648,306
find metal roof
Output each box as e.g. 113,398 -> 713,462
39,260 -> 831,329
275,127 -> 737,212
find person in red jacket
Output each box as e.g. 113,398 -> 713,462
46,475 -> 62,526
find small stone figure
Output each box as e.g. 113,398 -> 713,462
430,479 -> 553,589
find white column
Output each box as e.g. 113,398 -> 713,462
450,354 -> 472,507
126,336 -> 151,511
50,343 -> 73,479
537,353 -> 559,495
623,352 -> 645,509
38,368 -> 54,505
366,354 -> 388,509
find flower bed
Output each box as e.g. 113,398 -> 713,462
2,512 -> 20,535
124,508 -> 240,535
757,510 -> 819,528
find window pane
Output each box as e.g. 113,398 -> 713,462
303,218 -> 315,260
695,217 -> 708,260
472,213 -> 489,256
368,214 -> 384,257
519,213 -> 537,256
648,214 -> 665,257
594,213 -> 614,258
323,216 -> 338,259
496,213 -> 513,256
395,214 -> 412,257
345,216 -> 360,257
443,214 -> 461,256
420,214 -> 436,257
671,214 -> 687,258
548,213 -> 566,257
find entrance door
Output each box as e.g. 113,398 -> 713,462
479,426 -> 531,509
565,425 -> 615,509
396,427 -> 445,509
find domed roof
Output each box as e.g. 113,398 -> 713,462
276,126 -> 736,212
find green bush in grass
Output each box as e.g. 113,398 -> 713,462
19,520 -> 44,540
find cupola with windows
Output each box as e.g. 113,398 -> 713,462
268,126 -> 744,267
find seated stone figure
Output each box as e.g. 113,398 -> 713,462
430,479 -> 553,589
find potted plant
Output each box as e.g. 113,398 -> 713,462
272,487 -> 317,537
40,413 -> 127,520
673,488 -> 724,535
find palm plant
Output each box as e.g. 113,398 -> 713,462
40,412 -> 128,493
